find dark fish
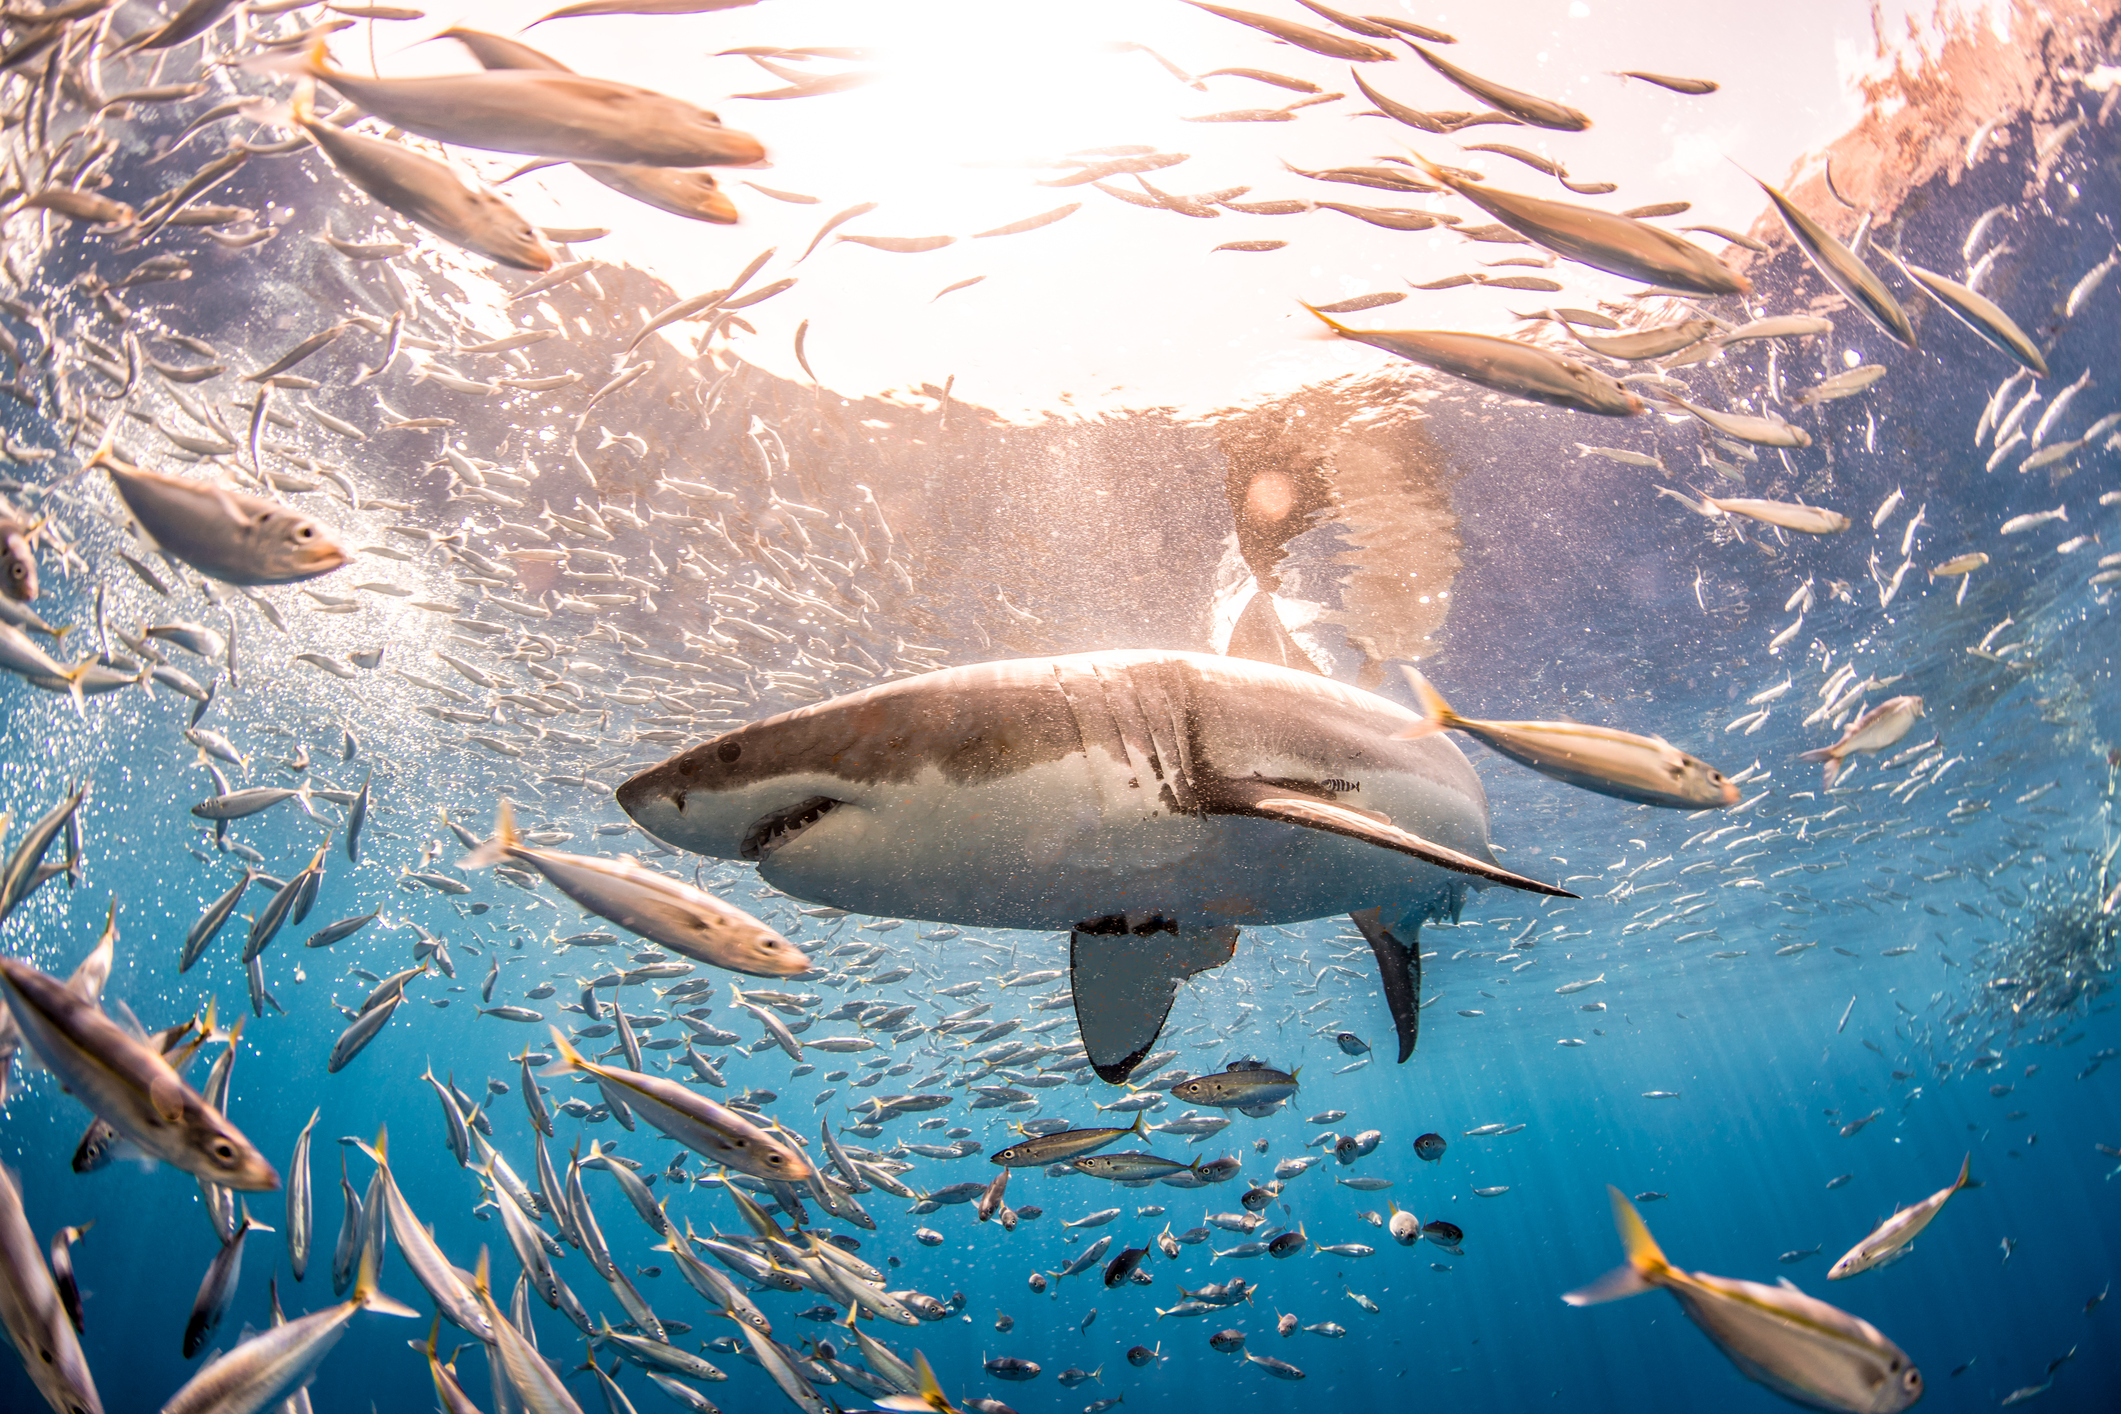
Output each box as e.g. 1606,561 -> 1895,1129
1414,1132 -> 1447,1162
1102,1245 -> 1148,1287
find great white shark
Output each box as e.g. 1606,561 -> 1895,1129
615,650 -> 1572,1082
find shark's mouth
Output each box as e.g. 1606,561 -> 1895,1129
740,796 -> 842,862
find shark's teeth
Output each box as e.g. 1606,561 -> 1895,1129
740,796 -> 841,862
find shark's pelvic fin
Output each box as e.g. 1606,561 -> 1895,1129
1349,906 -> 1422,1063
1071,918 -> 1240,1083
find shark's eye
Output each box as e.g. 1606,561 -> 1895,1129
717,740 -> 742,764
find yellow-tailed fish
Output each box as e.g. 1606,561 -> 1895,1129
1664,489 -> 1849,534
1306,307 -> 1642,416
464,800 -> 805,976
1567,1187 -> 1922,1413
1398,671 -> 1737,809
287,90 -> 552,271
875,1351 -> 960,1413
1747,171 -> 1915,348
442,29 -> 737,224
1564,319 -> 1720,361
0,1161 -> 102,1414
470,1249 -> 584,1414
261,41 -> 763,168
89,435 -> 348,586
160,1246 -> 416,1414
1413,154 -> 1746,297
1829,1155 -> 1973,1279
0,957 -> 278,1191
1883,252 -> 2047,377
1798,697 -> 1924,786
1407,43 -> 1590,129
546,1029 -> 812,1182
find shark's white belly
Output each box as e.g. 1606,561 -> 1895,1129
756,749 -> 1482,932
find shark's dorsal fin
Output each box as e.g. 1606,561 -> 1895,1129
1071,921 -> 1240,1083
1225,590 -> 1323,675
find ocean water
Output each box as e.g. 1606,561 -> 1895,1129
2,3 -> 2119,1414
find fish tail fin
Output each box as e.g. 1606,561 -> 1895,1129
910,1351 -> 954,1413
1405,149 -> 1449,186
1391,666 -> 1460,740
1298,302 -> 1356,336
471,1246 -> 491,1300
1129,1112 -> 1146,1139
56,657 -> 93,717
460,798 -> 517,870
547,1027 -> 588,1074
1955,1153 -> 1973,1191
239,38 -> 332,81
83,429 -> 122,474
1564,1187 -> 1665,1306
352,1240 -> 419,1318
1655,484 -> 1717,517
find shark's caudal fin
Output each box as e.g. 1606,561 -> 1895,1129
1203,778 -> 1576,899
1071,920 -> 1240,1083
1349,907 -> 1421,1063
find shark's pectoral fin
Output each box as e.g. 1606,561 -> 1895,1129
1350,907 -> 1422,1063
1204,780 -> 1577,899
1071,917 -> 1240,1083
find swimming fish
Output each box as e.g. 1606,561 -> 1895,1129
1407,44 -> 1590,129
1884,254 -> 2047,376
1669,491 -> 1849,534
92,438 -> 349,586
1567,1188 -> 1923,1412
546,1030 -> 812,1182
1306,308 -> 1643,415
1412,155 -> 1747,296
0,957 -> 280,1191
1614,71 -> 1719,95
462,799 -> 807,977
1747,172 -> 1915,348
1798,698 -> 1925,786
1398,672 -> 1737,809
258,42 -> 764,168
1182,1 -> 1396,62
0,1162 -> 102,1414
1828,1155 -> 1973,1279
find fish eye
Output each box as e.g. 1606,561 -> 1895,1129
294,525 -> 314,540
717,740 -> 741,763
212,1139 -> 237,1163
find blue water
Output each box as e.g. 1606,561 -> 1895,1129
4,8 -> 2121,1414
